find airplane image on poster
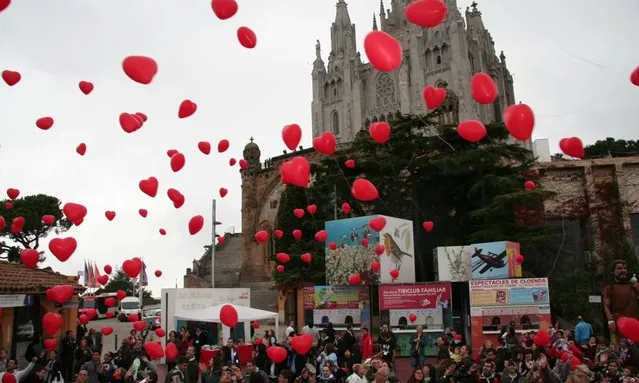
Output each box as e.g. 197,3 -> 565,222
471,247 -> 508,275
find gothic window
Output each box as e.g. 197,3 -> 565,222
441,44 -> 450,65
493,99 -> 502,122
334,88 -> 337,96
331,110 -> 340,135
433,47 -> 441,67
375,73 -> 397,111
469,53 -> 475,72
436,56 -> 442,65
379,115 -> 386,122
425,49 -> 432,71
270,200 -> 278,209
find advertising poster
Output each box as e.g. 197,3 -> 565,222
378,283 -> 453,357
303,285 -> 315,310
469,241 -> 522,280
324,215 -> 415,285
468,278 -> 551,358
313,286 -> 370,327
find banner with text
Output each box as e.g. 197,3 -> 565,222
469,278 -> 549,307
313,286 -> 370,328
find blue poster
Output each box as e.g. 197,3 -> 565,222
509,288 -> 549,305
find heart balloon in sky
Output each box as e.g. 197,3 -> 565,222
122,56 -> 158,84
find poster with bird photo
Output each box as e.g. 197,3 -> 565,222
324,215 -> 415,285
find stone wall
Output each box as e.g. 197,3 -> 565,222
538,156 -> 639,259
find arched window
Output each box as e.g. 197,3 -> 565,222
331,111 -> 339,135
375,73 -> 397,112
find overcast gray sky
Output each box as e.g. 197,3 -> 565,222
0,0 -> 637,295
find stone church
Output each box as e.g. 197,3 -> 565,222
312,0 -> 516,144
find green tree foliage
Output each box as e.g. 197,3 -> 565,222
272,113 -> 559,288
0,194 -> 72,263
94,268 -> 152,299
584,137 -> 639,159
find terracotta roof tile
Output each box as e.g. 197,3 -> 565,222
0,261 -> 86,294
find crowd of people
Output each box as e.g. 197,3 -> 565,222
0,313 -> 637,383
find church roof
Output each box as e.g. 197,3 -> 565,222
244,137 -> 259,151
0,261 -> 85,294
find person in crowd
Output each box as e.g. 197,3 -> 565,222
43,350 -> 61,383
81,351 -> 104,383
0,349 -> 8,373
194,327 -> 208,361
359,328 -> 372,362
324,324 -> 335,345
24,365 -> 46,383
293,367 -> 315,383
421,365 -> 435,383
378,333 -> 395,371
245,360 -> 269,383
125,330 -> 139,348
185,346 -> 199,383
285,322 -> 296,339
409,326 -> 426,368
0,357 -> 37,382
341,325 -> 356,354
61,331 -> 76,381
25,335 -> 45,365
222,339 -> 239,366
372,367 -> 389,383
603,260 -> 639,346
277,370 -> 294,383
86,328 -> 103,354
302,322 -> 320,358
574,316 -> 594,346
166,357 -> 188,383
316,344 -> 337,373
317,364 -> 336,383
346,364 -> 366,383
75,338 -> 92,374
178,330 -> 194,357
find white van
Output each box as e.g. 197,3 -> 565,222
118,296 -> 141,322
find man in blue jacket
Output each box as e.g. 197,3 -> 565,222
574,315 -> 594,345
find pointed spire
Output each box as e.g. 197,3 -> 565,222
334,0 -> 351,26
380,0 -> 385,16
373,13 -> 378,31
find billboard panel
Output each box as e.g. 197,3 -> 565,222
469,241 -> 522,280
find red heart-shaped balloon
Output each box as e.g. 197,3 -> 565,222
276,253 -> 291,264
237,27 -> 257,49
300,253 -> 312,264
229,158 -> 237,166
364,31 -> 402,72
255,230 -> 269,243
122,56 -> 158,85
371,260 -> 381,273
405,0 -> 448,28
362,239 -> 369,247
276,265 -> 285,273
329,242 -> 337,250
291,334 -> 314,356
49,237 -> 77,262
559,137 -> 584,159
313,132 -> 336,155
219,188 -> 228,198
239,159 -> 248,169
76,143 -> 87,156
348,274 -> 361,285
306,205 -> 317,215
178,99 -> 197,118
20,249 -> 39,269
105,211 -> 116,221
274,229 -> 284,239
341,203 -> 351,214
292,229 -> 302,240
6,188 -> 19,199
344,159 -> 356,168
139,177 -> 159,197
78,81 -> 94,95
51,285 -> 74,304
315,230 -> 328,242
422,221 -> 434,232
43,313 -> 63,337
218,139 -> 230,153
470,72 -> 498,104
524,181 -> 536,191
36,117 -> 54,130
280,156 -> 310,187
457,120 -> 486,143
155,270 -> 162,277
97,275 -> 109,285
122,259 -> 142,278
63,203 -> 87,222
293,209 -> 305,219
390,269 -> 400,279
409,313 -> 417,323
369,122 -> 391,144
101,326 -> 114,336
119,113 -> 142,133
138,209 -> 148,218
104,265 -> 112,274
282,124 -> 302,151
266,346 -> 288,364
211,0 -> 238,20
0,217 -> 5,231
44,338 -> 58,351
369,216 -> 387,232
423,85 -> 447,110
159,228 -> 166,236
198,141 -> 211,154
375,244 -> 385,256
351,179 -> 379,202
170,153 -> 186,172
2,70 -> 21,86
42,215 -> 55,225
504,103 -> 535,141
188,215 -> 204,235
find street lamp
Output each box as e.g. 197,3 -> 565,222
205,199 -> 222,288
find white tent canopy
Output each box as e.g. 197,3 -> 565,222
174,304 -> 279,340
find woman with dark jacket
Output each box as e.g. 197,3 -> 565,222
74,338 -> 92,373
44,350 -> 62,383
254,344 -> 270,373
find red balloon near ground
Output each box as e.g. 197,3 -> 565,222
524,181 -> 536,190
457,120 -> 486,142
351,179 -> 379,201
20,249 -> 39,269
369,122 -> 391,144
178,100 -> 197,118
188,215 -> 204,235
344,159 -> 355,168
300,253 -> 312,264
276,265 -> 285,273
618,317 -> 639,342
408,313 -> 417,323
76,143 -> 87,156
292,229 -> 302,240
1,70 -> 20,86
504,103 -> 535,141
198,141 -> 211,154
293,209 -> 305,219
78,81 -> 94,95
405,0 -> 448,28
470,73 -> 498,104
36,117 -> 54,130
211,0 -> 238,20
237,27 -> 257,49
266,346 -> 288,364
306,205 -> 317,215
348,274 -> 361,286
42,215 -> 55,225
315,230 -> 328,242
282,124 -> 302,151
117,290 -> 127,300
423,85 -> 446,110
274,229 -> 284,239
43,313 -> 63,336
364,31 -> 402,72
145,341 -> 164,359
101,327 -> 113,336
220,304 -> 239,328
122,56 -> 158,85
341,203 -> 351,214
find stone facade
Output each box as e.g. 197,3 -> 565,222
538,156 -> 639,260
312,0 -> 518,145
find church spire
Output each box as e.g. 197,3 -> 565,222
330,0 -> 356,55
334,0 -> 351,27
372,13 -> 378,31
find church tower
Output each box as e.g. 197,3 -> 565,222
312,0 -> 524,147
